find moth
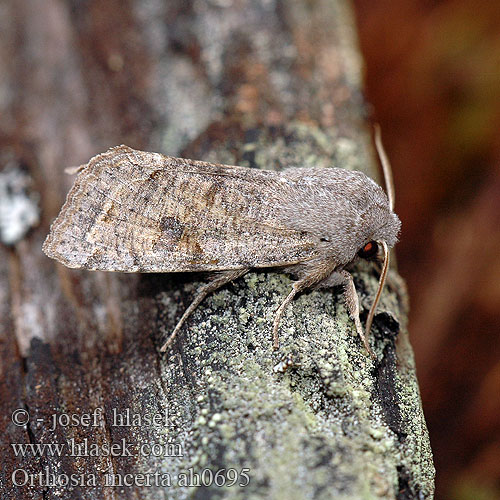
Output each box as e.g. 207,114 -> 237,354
43,128 -> 400,358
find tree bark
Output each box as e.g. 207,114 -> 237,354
0,0 -> 435,499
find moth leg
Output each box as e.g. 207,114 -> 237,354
272,279 -> 311,350
159,269 -> 248,352
339,270 -> 375,359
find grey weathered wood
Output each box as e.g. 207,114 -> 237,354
0,0 -> 434,498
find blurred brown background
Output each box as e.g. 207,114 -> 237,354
354,1 -> 500,499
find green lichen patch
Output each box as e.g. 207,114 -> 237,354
154,263 -> 433,499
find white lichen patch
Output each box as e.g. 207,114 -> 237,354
0,161 -> 40,245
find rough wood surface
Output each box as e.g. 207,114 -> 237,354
0,0 -> 435,499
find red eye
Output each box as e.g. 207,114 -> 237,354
358,241 -> 378,259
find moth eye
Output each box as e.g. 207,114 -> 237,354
320,236 -> 330,242
358,240 -> 378,259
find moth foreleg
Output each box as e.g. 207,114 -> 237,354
160,269 -> 248,352
272,278 -> 312,350
339,270 -> 375,359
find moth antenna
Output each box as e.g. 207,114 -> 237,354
365,241 -> 389,339
374,124 -> 395,211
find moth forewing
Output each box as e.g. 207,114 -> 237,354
43,146 -> 320,273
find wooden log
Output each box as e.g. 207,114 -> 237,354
0,0 -> 435,498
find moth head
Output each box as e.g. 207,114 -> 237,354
357,206 -> 401,258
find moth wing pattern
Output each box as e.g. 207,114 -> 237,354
43,145 -> 320,272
